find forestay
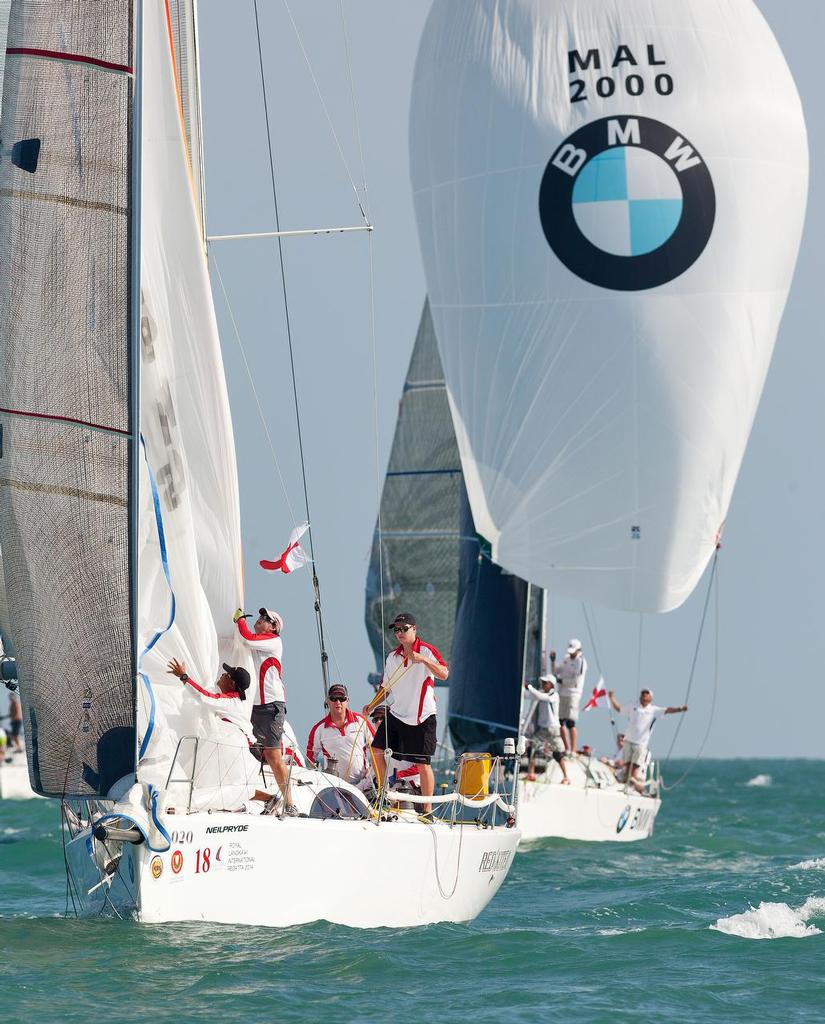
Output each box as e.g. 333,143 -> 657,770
410,0 -> 808,612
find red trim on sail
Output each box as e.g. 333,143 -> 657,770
0,406 -> 129,436
6,47 -> 133,75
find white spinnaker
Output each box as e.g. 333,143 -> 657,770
410,0 -> 808,612
137,0 -> 250,796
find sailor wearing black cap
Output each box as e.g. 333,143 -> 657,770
167,657 -> 253,740
365,612 -> 448,814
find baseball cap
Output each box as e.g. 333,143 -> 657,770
222,663 -> 251,695
567,638 -> 582,653
327,683 -> 348,699
259,607 -> 283,633
539,673 -> 555,685
388,612 -> 416,630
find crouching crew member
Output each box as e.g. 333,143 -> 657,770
307,683 -> 375,786
364,612 -> 448,816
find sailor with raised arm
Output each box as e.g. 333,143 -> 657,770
607,688 -> 688,792
364,612 -> 448,816
234,606 -> 298,816
167,657 -> 253,739
523,674 -> 570,785
549,639 -> 587,754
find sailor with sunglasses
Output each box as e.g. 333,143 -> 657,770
306,683 -> 375,785
365,612 -> 449,815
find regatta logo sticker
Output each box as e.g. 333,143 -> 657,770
171,850 -> 183,874
150,855 -> 163,879
616,805 -> 632,833
539,116 -> 715,291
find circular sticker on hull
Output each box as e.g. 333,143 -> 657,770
171,850 -> 183,874
150,855 -> 163,879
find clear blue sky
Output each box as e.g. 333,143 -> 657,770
196,1 -> 824,760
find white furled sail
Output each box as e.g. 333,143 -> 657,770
136,0 -> 248,799
410,0 -> 808,612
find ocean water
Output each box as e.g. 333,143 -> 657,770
1,759 -> 824,1023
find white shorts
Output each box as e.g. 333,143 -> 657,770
622,740 -> 649,766
533,727 -> 564,754
558,695 -> 581,723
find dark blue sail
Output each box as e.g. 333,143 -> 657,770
448,487 -> 533,755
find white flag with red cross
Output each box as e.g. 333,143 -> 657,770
260,521 -> 309,574
584,676 -> 608,711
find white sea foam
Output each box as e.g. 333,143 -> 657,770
597,927 -> 645,936
711,897 -> 825,940
790,858 -> 825,871
745,774 -> 772,787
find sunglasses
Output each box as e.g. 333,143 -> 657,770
393,625 -> 412,633
328,695 -> 347,702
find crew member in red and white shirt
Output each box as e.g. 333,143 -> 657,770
167,657 -> 283,810
167,656 -> 254,739
306,683 -> 374,785
233,606 -> 296,815
364,612 -> 448,814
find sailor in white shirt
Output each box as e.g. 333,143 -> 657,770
549,638 -> 587,753
364,612 -> 448,815
608,687 -> 688,792
306,683 -> 375,785
522,674 -> 570,784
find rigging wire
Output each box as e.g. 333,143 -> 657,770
211,256 -> 297,527
660,549 -> 721,790
580,602 -> 618,736
280,0 -> 369,223
251,0 -> 330,696
211,256 -> 346,686
636,612 -> 644,689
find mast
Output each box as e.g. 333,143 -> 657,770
128,0 -> 144,779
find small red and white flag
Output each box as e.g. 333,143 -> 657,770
260,521 -> 309,574
584,676 -> 608,711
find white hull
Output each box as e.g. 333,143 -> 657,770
517,758 -> 660,843
0,754 -> 38,800
66,810 -> 520,928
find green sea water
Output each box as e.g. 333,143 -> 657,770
2,759 -> 824,1023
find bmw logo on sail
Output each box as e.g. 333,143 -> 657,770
539,116 -> 715,291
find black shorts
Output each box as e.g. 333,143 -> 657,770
560,718 -> 576,729
371,712 -> 437,765
8,720 -> 21,739
251,702 -> 286,749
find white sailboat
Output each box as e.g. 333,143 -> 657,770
0,0 -> 519,925
409,0 -> 808,841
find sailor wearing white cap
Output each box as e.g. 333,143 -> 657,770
548,639 -> 587,754
233,605 -> 296,814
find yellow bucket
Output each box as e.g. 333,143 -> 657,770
457,753 -> 492,800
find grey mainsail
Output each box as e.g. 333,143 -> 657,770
0,3 -> 137,796
365,300 -> 463,683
